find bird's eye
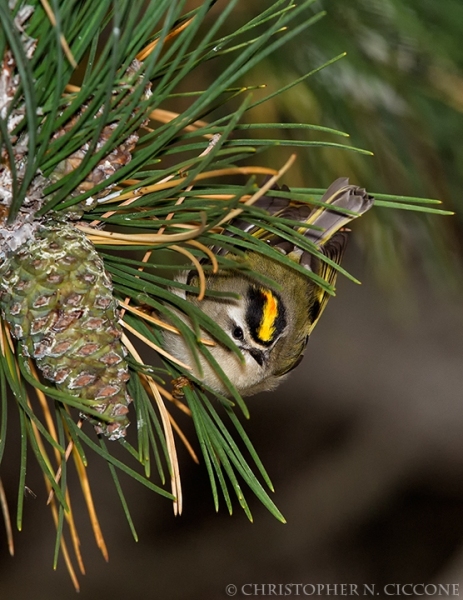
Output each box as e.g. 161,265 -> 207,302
232,326 -> 244,340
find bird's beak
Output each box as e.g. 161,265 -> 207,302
248,348 -> 266,366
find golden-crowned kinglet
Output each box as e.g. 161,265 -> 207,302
163,178 -> 374,396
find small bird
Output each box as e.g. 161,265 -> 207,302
163,178 -> 374,396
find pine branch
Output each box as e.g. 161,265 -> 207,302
0,0 -> 452,588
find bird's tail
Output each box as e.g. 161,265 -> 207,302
303,177 -> 374,246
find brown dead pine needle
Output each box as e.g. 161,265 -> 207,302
120,319 -> 192,370
39,0 -> 77,68
0,478 -> 14,556
121,334 -> 183,515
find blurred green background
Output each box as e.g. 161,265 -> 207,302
2,1 -> 463,598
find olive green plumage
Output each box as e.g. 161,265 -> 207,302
0,220 -> 131,440
164,178 -> 374,396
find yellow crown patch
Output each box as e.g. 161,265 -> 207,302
257,288 -> 279,343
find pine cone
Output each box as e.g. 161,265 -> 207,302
0,219 -> 131,440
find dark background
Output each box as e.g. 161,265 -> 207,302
3,248 -> 463,599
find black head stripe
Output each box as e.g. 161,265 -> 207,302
246,286 -> 287,347
308,298 -> 321,323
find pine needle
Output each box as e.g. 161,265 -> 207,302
170,244 -> 207,300
156,383 -> 192,416
28,365 -> 107,574
39,0 -> 77,68
72,441 -> 109,562
149,108 -> 210,134
102,166 -> 278,204
168,413 -> 199,464
46,436 -> 74,506
0,478 -> 14,556
136,15 -> 196,62
120,319 -> 192,370
216,153 -> 297,228
78,217 -> 207,245
47,495 -> 80,591
28,389 -> 83,587
118,301 -> 214,346
187,239 -> 219,274
121,334 -> 182,515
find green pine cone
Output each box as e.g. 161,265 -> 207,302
0,219 -> 131,440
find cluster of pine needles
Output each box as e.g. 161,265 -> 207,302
0,0 -> 452,589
